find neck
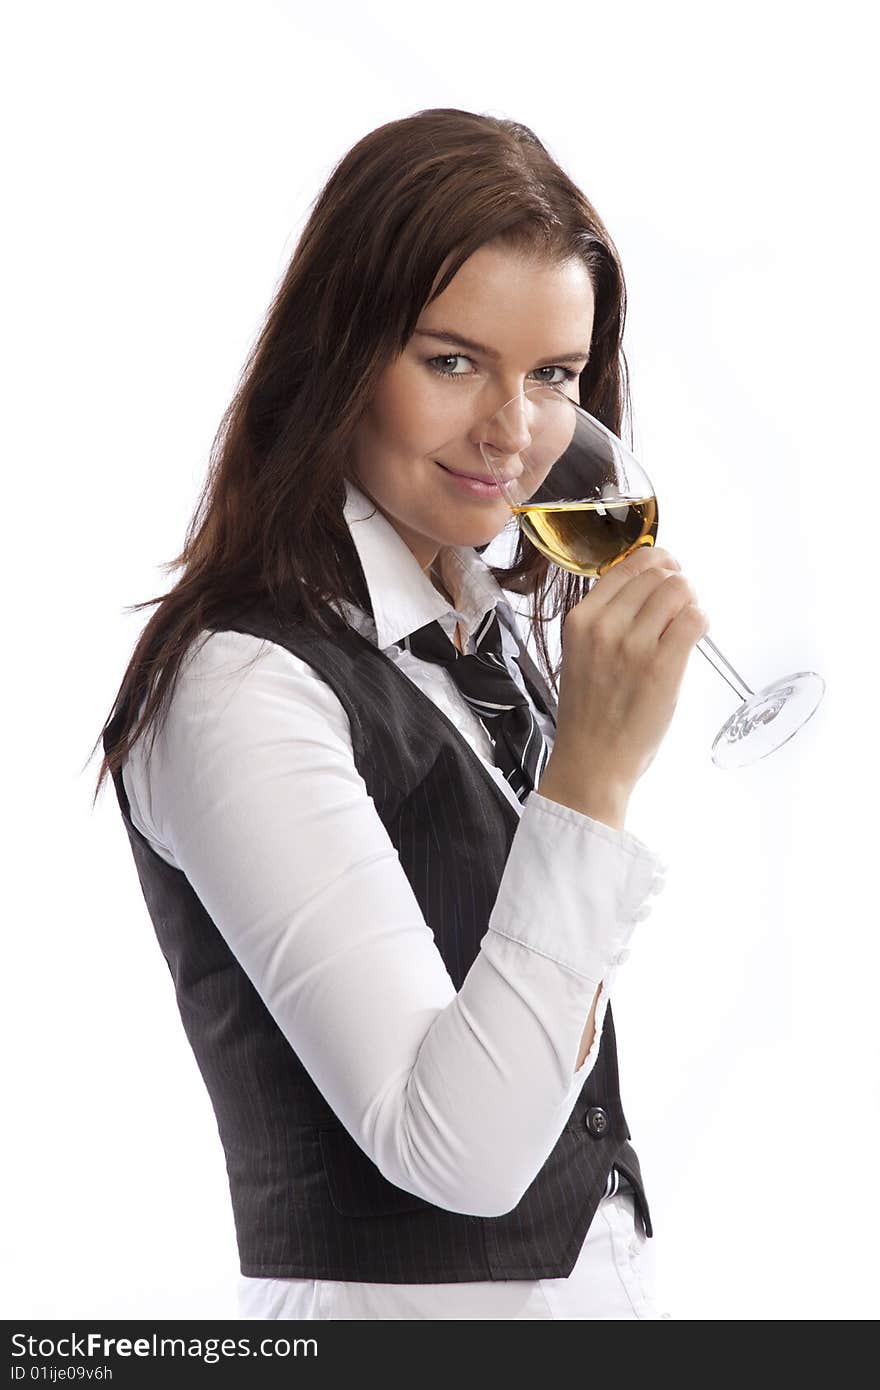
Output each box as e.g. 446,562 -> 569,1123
427,555 -> 455,607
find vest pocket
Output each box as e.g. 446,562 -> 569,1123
318,1125 -> 436,1219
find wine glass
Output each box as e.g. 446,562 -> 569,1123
478,384 -> 824,769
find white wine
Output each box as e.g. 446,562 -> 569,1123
511,495 -> 658,577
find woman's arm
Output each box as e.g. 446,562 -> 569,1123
126,629 -> 664,1219
535,762 -> 631,1073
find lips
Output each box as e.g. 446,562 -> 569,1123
434,463 -> 504,503
435,461 -> 498,483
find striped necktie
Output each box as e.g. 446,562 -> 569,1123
396,607 -> 550,802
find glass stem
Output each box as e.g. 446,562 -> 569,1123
696,635 -> 755,703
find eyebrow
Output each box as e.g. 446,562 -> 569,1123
413,328 -> 590,366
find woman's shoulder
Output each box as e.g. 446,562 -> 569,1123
124,628 -> 354,786
121,626 -> 357,860
174,626 -> 346,706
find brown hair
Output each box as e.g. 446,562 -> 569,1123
89,106 -> 632,804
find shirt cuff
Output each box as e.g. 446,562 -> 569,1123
486,788 -> 667,985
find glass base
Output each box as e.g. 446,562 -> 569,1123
711,671 -> 826,769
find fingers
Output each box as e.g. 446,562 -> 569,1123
564,546 -> 686,643
581,545 -> 681,614
652,602 -> 711,693
567,541 -> 709,663
604,565 -> 693,637
551,541 -> 708,797
626,570 -> 702,644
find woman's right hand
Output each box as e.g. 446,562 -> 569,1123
536,546 -> 710,827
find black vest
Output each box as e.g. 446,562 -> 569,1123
104,600 -> 652,1282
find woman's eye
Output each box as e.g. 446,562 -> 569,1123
532,364 -> 579,385
427,354 -> 472,378
426,355 -> 578,385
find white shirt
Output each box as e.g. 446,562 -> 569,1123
121,479 -> 667,1319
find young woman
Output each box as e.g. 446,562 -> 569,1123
94,108 -> 707,1320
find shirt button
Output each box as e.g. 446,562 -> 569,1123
585,1105 -> 610,1138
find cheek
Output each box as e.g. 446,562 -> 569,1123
366,363 -> 480,469
370,373 -> 427,451
425,398 -> 484,464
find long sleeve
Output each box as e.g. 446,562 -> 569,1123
123,629 -> 666,1220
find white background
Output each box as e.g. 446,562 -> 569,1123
3,0 -> 877,1320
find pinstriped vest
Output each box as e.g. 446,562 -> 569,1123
104,599 -> 652,1281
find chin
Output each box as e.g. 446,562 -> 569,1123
441,515 -> 509,551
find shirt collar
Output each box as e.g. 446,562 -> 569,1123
341,477 -> 508,649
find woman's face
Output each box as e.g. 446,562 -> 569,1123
349,241 -> 596,574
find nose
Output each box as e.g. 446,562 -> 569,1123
477,391 -> 534,461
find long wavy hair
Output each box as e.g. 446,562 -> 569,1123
90,106 -> 632,804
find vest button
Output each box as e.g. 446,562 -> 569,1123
585,1105 -> 610,1138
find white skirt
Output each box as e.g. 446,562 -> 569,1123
236,1188 -> 673,1320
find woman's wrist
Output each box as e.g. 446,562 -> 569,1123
536,756 -> 632,832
